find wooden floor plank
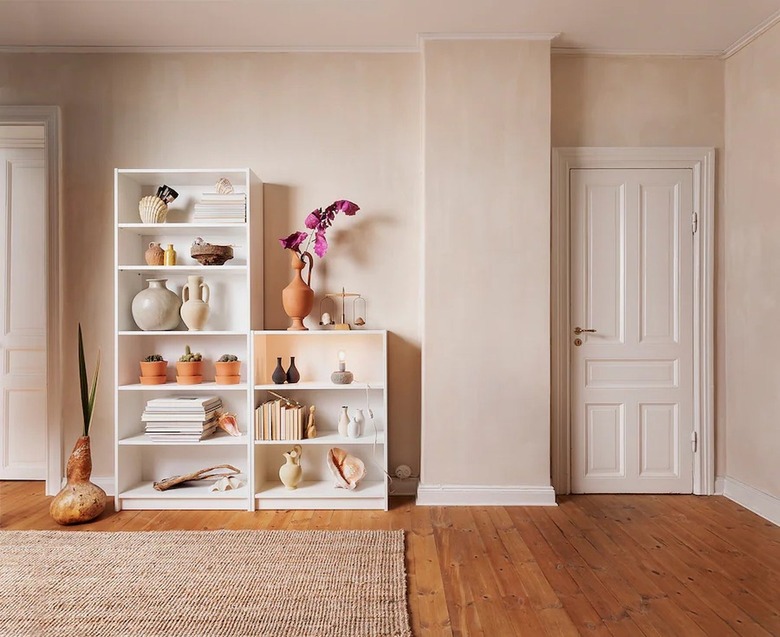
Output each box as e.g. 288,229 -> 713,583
2,483 -> 779,637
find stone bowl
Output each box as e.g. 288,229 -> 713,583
190,243 -> 234,266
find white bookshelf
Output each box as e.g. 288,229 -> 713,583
114,168 -> 262,512
252,330 -> 389,511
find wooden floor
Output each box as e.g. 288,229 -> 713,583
1,482 -> 779,636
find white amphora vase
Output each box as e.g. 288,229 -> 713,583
180,275 -> 210,331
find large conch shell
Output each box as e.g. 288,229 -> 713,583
138,195 -> 168,224
327,447 -> 365,490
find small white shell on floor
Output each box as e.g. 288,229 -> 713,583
327,447 -> 366,490
215,177 -> 234,194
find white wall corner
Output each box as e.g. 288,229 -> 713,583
390,477 -> 419,497
722,477 -> 780,526
714,476 -> 725,495
416,484 -> 557,506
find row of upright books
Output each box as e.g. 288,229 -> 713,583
193,192 -> 246,223
254,398 -> 306,441
142,396 -> 222,442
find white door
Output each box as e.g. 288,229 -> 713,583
570,168 -> 694,493
0,145 -> 47,480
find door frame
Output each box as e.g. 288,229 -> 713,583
0,106 -> 62,495
551,147 -> 715,496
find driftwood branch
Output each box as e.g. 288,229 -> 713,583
153,464 -> 241,491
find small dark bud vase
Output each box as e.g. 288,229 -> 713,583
286,356 -> 300,384
272,357 -> 286,384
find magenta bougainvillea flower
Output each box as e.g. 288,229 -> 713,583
279,199 -> 360,259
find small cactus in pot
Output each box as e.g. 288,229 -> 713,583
215,353 -> 241,385
176,345 -> 203,385
139,353 -> 167,385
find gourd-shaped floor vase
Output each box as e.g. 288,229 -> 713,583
50,436 -> 106,525
181,275 -> 210,331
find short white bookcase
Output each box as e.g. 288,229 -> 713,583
114,168 -> 262,511
252,330 -> 389,511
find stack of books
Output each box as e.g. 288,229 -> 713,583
254,398 -> 306,441
193,192 -> 247,223
142,396 -> 222,442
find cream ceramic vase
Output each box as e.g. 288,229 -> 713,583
180,275 -> 210,331
279,444 -> 303,489
338,406 -> 350,438
131,278 -> 182,331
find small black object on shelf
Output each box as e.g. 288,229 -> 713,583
286,357 -> 300,384
272,357 -> 286,384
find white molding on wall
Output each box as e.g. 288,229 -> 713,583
419,32 -> 560,43
551,147 -> 716,496
416,484 -> 557,506
551,47 -> 722,58
0,107 -> 62,497
722,477 -> 780,526
715,476 -> 725,495
0,45 -> 419,54
723,8 -> 780,59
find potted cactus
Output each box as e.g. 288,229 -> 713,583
139,353 -> 167,385
176,345 -> 203,385
215,354 -> 241,385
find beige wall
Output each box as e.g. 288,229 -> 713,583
551,54 -> 728,477
724,24 -> 780,498
0,52 -> 422,479
421,39 -> 552,487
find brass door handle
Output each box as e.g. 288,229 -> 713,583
573,327 -> 597,335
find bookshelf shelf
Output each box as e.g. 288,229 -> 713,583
254,431 -> 385,446
119,433 -> 249,446
253,381 -> 383,391
119,382 -> 249,391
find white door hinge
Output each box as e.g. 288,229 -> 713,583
691,431 -> 698,453
692,211 -> 698,234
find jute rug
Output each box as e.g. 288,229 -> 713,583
0,529 -> 411,637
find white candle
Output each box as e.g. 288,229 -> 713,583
338,349 -> 346,372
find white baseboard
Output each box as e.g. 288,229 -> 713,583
714,476 -> 725,495
722,476 -> 780,526
390,477 -> 419,497
416,483 -> 557,506
60,475 -> 114,496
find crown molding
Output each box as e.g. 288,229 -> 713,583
0,44 -> 419,54
723,8 -> 780,58
552,46 -> 722,58
419,32 -> 560,44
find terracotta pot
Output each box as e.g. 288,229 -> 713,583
140,360 -> 167,377
140,375 -> 167,385
215,361 -> 241,377
176,374 -> 203,385
281,250 -> 314,331
176,360 -> 203,382
215,375 -> 241,385
144,242 -> 165,266
50,436 -> 106,525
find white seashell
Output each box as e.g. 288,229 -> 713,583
138,195 -> 168,224
210,476 -> 243,491
215,177 -> 234,194
327,447 -> 366,490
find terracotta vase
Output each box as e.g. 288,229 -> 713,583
281,251 -> 314,331
50,436 -> 106,525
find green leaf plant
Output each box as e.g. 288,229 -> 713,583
78,323 -> 101,437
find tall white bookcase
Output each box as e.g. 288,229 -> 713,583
114,168 -> 262,511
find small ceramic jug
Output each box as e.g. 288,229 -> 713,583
353,408 -> 365,437
145,242 -> 164,266
279,444 -> 303,489
347,416 -> 360,439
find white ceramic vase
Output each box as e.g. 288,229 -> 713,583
131,279 -> 182,331
180,275 -> 210,331
337,406 -> 350,437
278,445 -> 303,490
353,408 -> 365,437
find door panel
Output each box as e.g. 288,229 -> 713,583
571,168 -> 693,493
0,148 -> 47,480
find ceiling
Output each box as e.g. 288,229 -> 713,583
0,0 -> 779,55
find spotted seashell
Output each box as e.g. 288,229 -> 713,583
138,195 -> 168,224
215,177 -> 234,194
327,447 -> 366,490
